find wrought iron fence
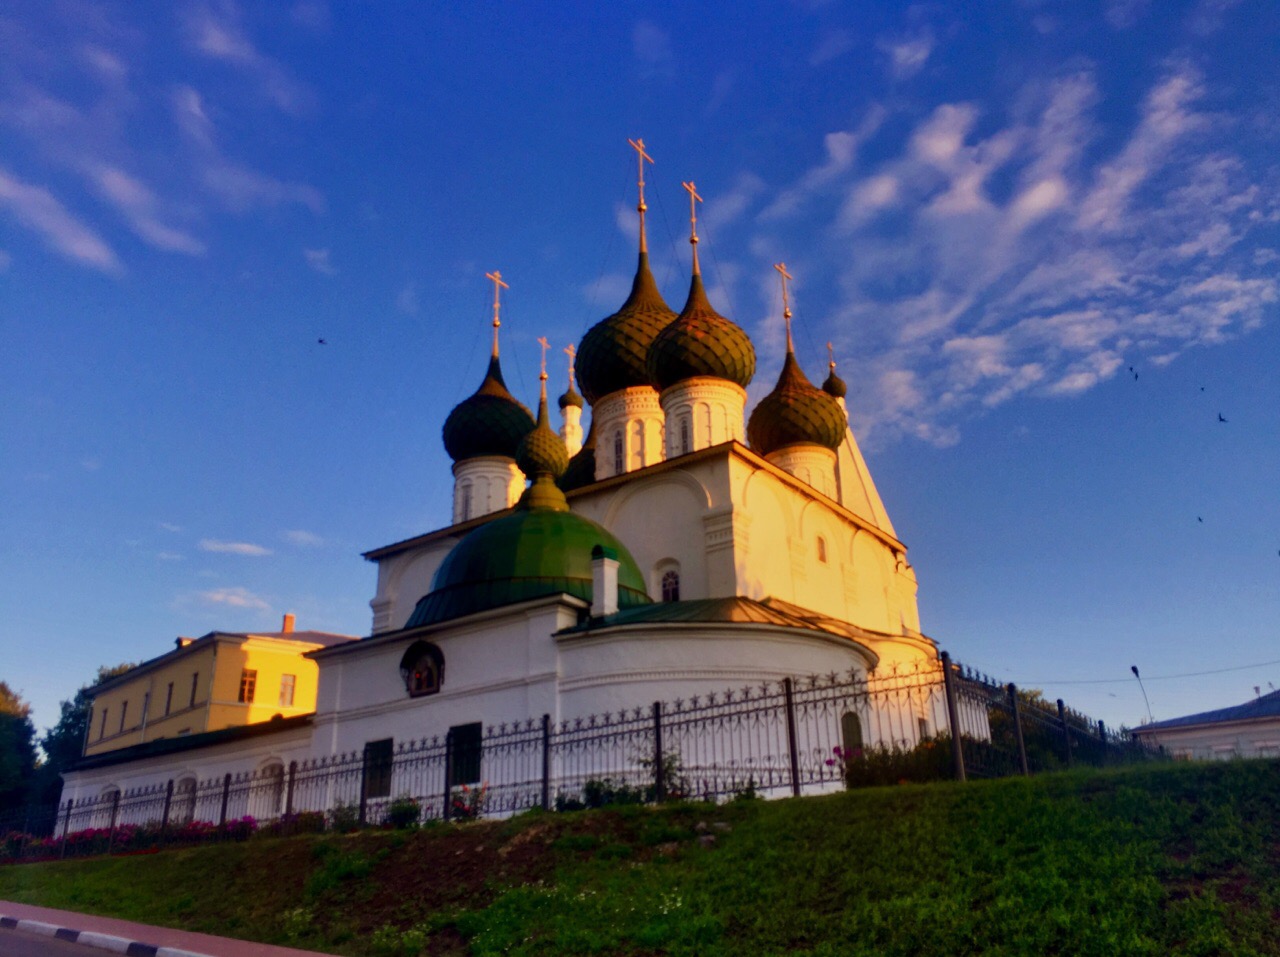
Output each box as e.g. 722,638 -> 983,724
0,654 -> 1160,862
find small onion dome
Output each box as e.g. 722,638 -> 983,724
748,351 -> 846,455
515,392 -> 569,483
822,367 -> 847,399
647,272 -> 755,392
559,418 -> 597,492
576,252 -> 677,404
442,355 -> 536,462
558,384 -> 584,410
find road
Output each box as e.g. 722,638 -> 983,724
0,926 -> 101,956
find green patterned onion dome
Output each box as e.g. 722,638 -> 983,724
441,355 -> 535,462
647,272 -> 755,392
822,367 -> 848,399
559,418 -> 597,492
515,392 -> 569,481
576,252 -> 676,403
748,351 -> 846,455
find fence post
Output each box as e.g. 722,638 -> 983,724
540,714 -> 551,811
1007,684 -> 1029,776
60,799 -> 72,859
443,728 -> 454,822
783,677 -> 801,797
940,652 -> 967,782
1057,699 -> 1071,767
1097,719 -> 1106,741
106,790 -> 121,853
652,701 -> 665,803
161,779 -> 174,833
285,760 -> 297,818
219,773 -> 232,828
358,748 -> 369,826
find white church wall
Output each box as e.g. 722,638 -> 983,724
369,537 -> 459,634
1136,719 -> 1280,761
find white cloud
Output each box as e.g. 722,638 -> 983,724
199,539 -> 272,556
284,529 -> 325,546
185,3 -> 314,114
86,164 -> 206,255
878,30 -> 934,80
0,167 -> 120,271
810,30 -> 855,67
1105,0 -> 1151,28
304,247 -> 335,275
199,586 -> 270,610
159,522 -> 184,532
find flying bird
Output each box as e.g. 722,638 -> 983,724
1218,412 -> 1227,423
1198,516 -> 1204,523
318,338 -> 328,345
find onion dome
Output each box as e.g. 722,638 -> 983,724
558,385 -> 584,410
575,252 -> 676,403
559,417 -> 597,492
441,354 -> 536,462
647,271 -> 755,391
822,367 -> 847,399
408,385 -> 648,627
748,350 -> 847,455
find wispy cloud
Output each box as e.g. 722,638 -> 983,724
85,164 -> 206,254
184,2 -> 314,114
199,539 -> 272,556
157,552 -> 184,561
159,522 -> 184,532
284,529 -> 325,546
877,29 -> 934,80
199,586 -> 270,610
304,247 -> 335,275
810,30 -> 855,67
0,167 -> 120,271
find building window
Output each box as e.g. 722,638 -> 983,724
119,701 -> 128,733
841,711 -> 863,755
363,738 -> 394,800
99,707 -> 108,740
399,642 -> 445,697
278,674 -> 296,707
817,536 -> 828,563
164,682 -> 174,716
679,416 -> 690,455
238,669 -> 257,704
918,716 -> 930,740
460,483 -> 472,521
189,672 -> 199,708
613,430 -> 624,474
661,570 -> 680,602
448,722 -> 483,787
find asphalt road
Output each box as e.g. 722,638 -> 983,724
0,926 -> 100,956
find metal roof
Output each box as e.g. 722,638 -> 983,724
1134,688 -> 1280,734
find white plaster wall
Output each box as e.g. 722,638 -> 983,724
593,387 -> 664,479
1136,719 -> 1280,760
659,377 -> 746,458
769,445 -> 837,500
452,457 -> 523,524
370,538 -> 459,635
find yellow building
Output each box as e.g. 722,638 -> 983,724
83,614 -> 357,758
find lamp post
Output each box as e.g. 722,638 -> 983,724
1131,665 -> 1154,724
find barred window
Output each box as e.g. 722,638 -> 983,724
278,674 -> 296,707
661,570 -> 680,603
613,430 -> 624,474
362,739 -> 394,800
238,669 -> 257,704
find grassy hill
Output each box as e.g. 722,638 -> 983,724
2,761 -> 1278,956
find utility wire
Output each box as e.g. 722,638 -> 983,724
1012,657 -> 1280,686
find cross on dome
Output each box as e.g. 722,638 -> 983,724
774,262 -> 794,352
629,137 -> 653,253
485,269 -> 509,357
683,180 -> 703,273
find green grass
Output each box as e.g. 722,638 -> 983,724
2,761 -> 1279,956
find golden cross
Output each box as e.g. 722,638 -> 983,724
826,341 -> 836,370
485,270 -> 509,356
682,180 -> 703,271
537,336 -> 550,381
629,137 -> 654,252
774,262 -> 794,350
564,342 -> 578,390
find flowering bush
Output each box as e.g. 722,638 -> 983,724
449,783 -> 487,821
827,735 -> 955,788
386,795 -> 422,829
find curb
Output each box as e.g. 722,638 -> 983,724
0,915 -> 212,957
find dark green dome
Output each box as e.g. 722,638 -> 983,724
647,273 -> 755,392
442,355 -> 535,462
405,503 -> 650,627
576,252 -> 676,403
822,367 -> 847,399
559,418 -> 597,492
558,385 -> 584,410
748,351 -> 846,455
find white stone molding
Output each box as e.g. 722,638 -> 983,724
593,386 -> 665,480
767,445 -> 838,499
451,456 -> 524,524
659,377 -> 747,459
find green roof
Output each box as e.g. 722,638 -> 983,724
405,506 -> 650,628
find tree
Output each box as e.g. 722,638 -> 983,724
0,682 -> 38,813
35,664 -> 135,806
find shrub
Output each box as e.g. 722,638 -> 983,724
328,801 -> 359,833
386,795 -> 421,829
449,783 -> 487,821
831,735 -> 956,788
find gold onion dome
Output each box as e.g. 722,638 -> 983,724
748,349 -> 846,455
515,390 -> 570,486
575,252 -> 677,403
441,354 -> 536,463
647,271 -> 756,391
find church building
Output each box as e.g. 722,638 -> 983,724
61,143 -> 938,812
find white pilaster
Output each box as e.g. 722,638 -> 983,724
658,376 -> 747,459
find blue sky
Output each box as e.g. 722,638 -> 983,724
2,0 -> 1278,740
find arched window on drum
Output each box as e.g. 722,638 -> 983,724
661,570 -> 680,602
399,641 -> 445,697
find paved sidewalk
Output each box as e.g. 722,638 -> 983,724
0,900 -> 340,957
